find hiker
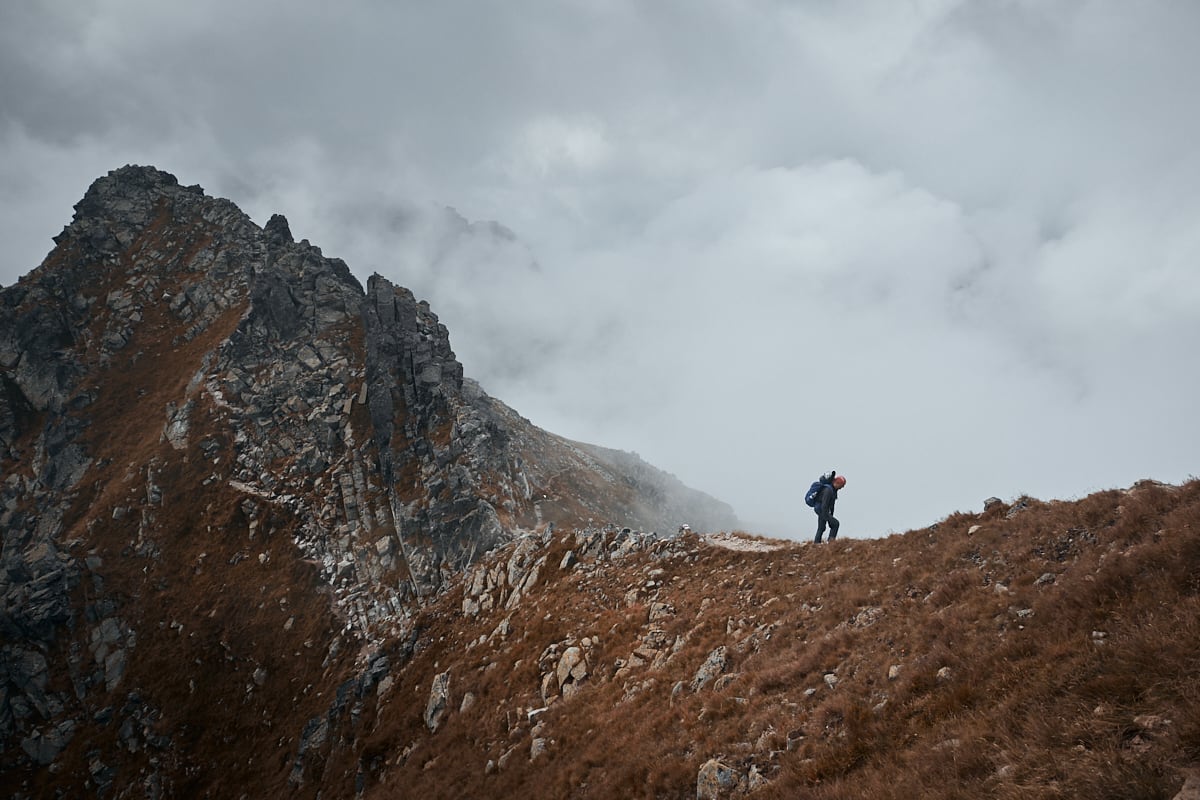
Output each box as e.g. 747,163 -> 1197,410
806,471 -> 846,543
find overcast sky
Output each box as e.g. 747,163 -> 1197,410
3,1 -> 1199,538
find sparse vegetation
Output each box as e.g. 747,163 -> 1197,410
6,168 -> 1197,800
326,480 -> 1200,799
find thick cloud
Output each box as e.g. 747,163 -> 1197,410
3,0 -> 1198,536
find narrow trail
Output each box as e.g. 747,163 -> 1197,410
703,531 -> 790,552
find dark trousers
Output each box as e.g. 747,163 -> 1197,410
815,510 -> 839,543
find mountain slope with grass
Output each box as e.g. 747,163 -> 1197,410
0,165 -> 734,798
306,479 -> 1200,800
2,166 -> 1197,800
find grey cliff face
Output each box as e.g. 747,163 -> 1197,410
0,164 -> 737,793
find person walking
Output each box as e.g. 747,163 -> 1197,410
811,472 -> 846,543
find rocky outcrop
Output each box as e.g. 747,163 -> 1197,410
425,670 -> 452,732
0,165 -> 739,795
696,758 -> 765,799
690,646 -> 730,692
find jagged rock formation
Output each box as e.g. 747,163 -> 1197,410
9,166 -> 1196,800
0,166 -> 736,797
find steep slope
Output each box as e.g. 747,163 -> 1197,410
0,166 -> 735,797
323,480 -> 1200,799
4,167 -> 1197,800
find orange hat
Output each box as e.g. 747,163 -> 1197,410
833,475 -> 846,489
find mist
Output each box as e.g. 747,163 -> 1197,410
3,1 -> 1198,536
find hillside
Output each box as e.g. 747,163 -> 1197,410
299,479 -> 1200,800
2,167 -> 1198,799
0,165 -> 733,798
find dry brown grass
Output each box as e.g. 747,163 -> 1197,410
342,479 -> 1200,800
23,456 -> 1196,800
11,203 -> 1197,799
8,210 -> 367,800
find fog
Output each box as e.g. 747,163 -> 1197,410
3,1 -> 1198,536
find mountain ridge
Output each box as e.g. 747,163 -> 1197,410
0,165 -> 734,795
2,166 -> 1198,799
346,480 -> 1200,799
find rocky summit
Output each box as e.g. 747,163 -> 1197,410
0,165 -> 734,797
3,167 -> 1200,800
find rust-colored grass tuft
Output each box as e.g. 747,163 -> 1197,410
338,478 -> 1200,799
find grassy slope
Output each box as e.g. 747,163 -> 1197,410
350,480 -> 1200,799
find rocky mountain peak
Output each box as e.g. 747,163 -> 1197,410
1,167 -> 1198,800
264,212 -> 294,246
0,166 -> 737,796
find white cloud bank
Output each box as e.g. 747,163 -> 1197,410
2,0 -> 1198,536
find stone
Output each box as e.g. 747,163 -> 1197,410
691,646 -> 728,692
20,720 -> 75,765
104,649 -> 128,692
1005,500 -> 1032,518
1134,714 -> 1170,733
164,402 -> 191,449
264,213 -> 293,245
696,759 -> 742,800
424,671 -> 451,732
643,629 -> 670,650
297,346 -> 322,370
541,672 -> 558,705
7,647 -> 50,694
1172,768 -> 1200,800
633,646 -> 658,662
850,607 -> 884,628
745,765 -> 767,791
712,674 -> 738,692
649,602 -> 675,621
556,646 -> 588,687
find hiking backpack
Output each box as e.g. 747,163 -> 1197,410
804,480 -> 824,508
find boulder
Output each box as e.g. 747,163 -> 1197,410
691,646 -> 728,692
696,759 -> 742,800
20,719 -> 75,766
424,671 -> 451,732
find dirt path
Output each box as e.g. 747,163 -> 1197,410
703,532 -> 790,552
